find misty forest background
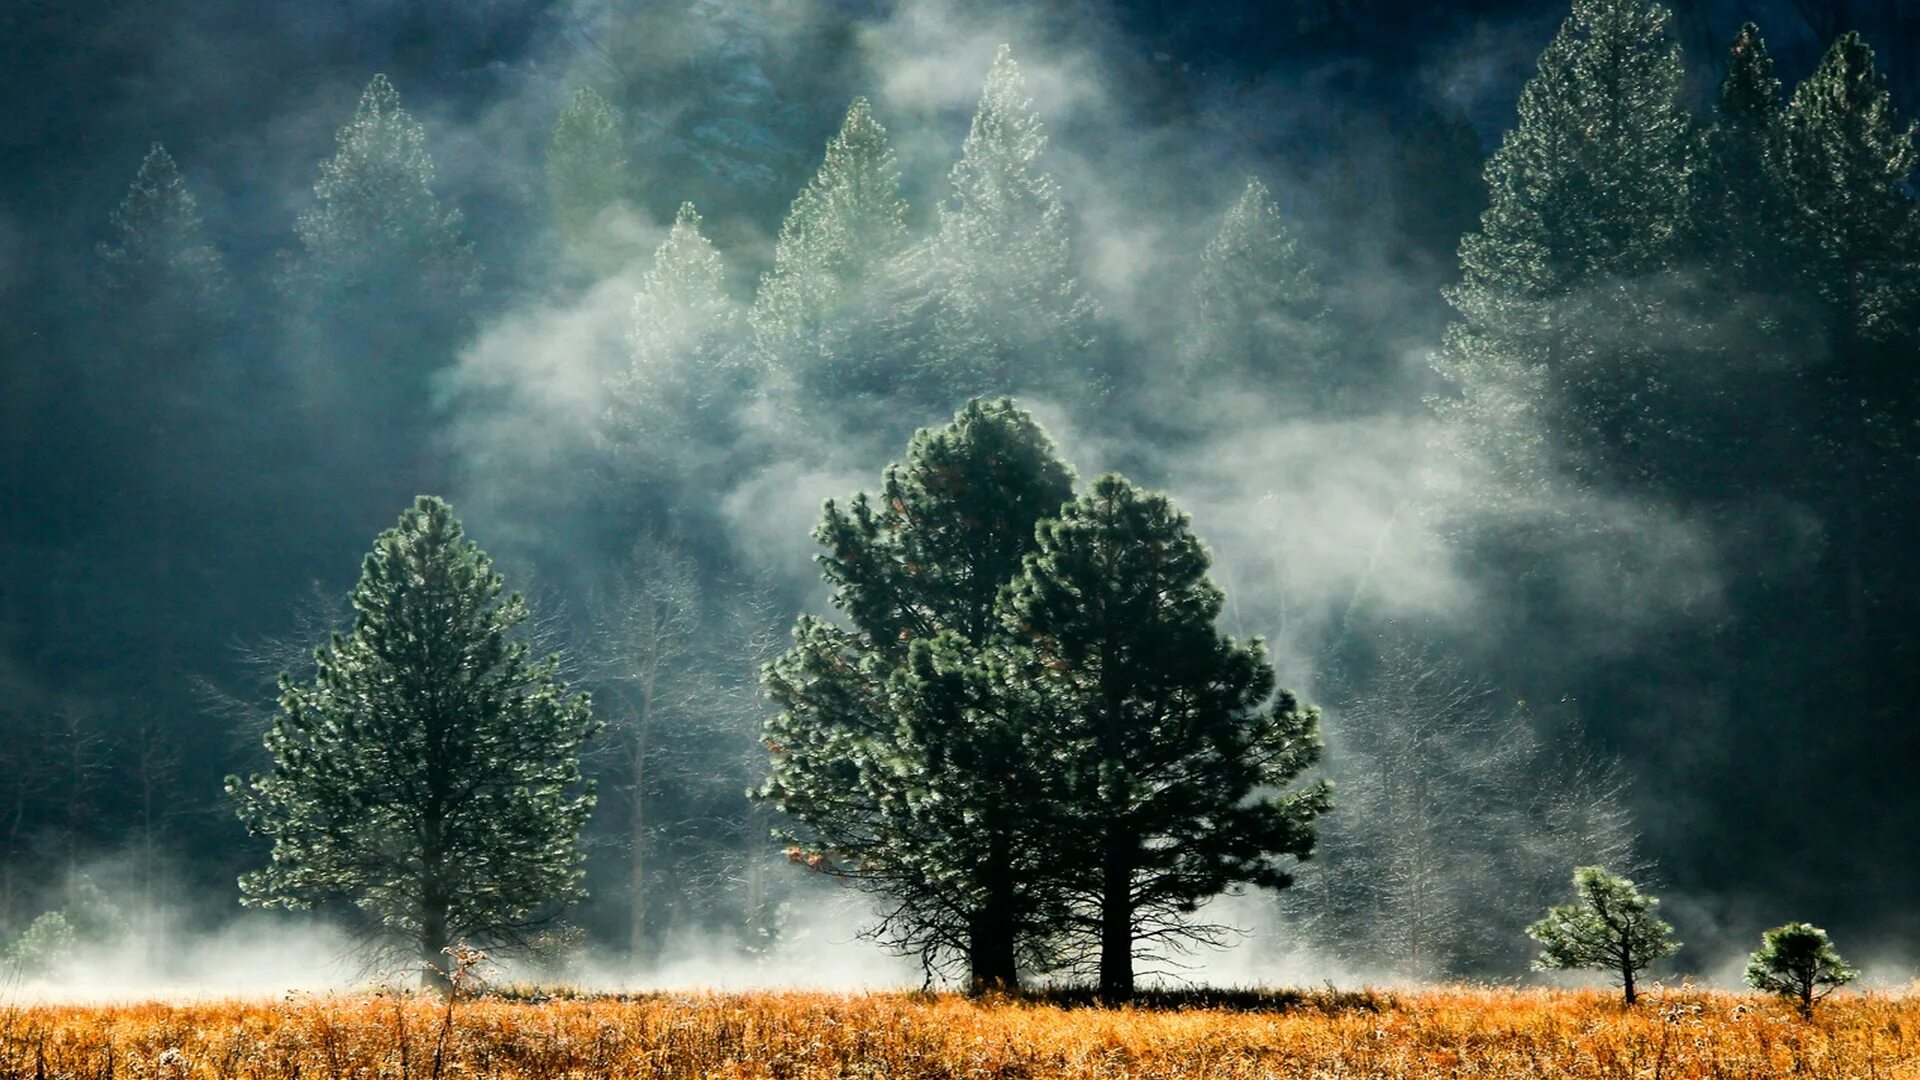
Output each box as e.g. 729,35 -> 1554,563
3,0 -> 1919,983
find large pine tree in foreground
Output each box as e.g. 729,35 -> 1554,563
758,399 -> 1075,992
1003,475 -> 1329,999
229,497 -> 598,987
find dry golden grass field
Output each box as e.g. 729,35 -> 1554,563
3,986 -> 1918,1079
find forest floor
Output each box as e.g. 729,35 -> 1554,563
2,985 -> 1917,1078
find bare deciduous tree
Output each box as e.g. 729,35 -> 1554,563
1280,639 -> 1636,978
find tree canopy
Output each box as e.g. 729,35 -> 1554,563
229,496 -> 598,986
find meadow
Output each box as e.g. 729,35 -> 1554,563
2,985 -> 1916,1079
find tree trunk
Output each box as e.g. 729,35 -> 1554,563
630,685 -> 654,968
420,899 -> 452,993
1621,957 -> 1636,1006
630,729 -> 647,966
966,829 -> 1018,994
1098,837 -> 1134,1002
965,909 -> 1018,995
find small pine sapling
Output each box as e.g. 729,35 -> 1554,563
1527,866 -> 1679,1005
1745,922 -> 1858,1016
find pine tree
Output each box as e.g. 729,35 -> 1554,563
925,45 -> 1099,404
289,75 -> 476,300
228,497 -> 598,988
1184,177 -> 1328,412
95,143 -> 226,327
1527,865 -> 1678,1004
1002,475 -> 1330,999
758,399 -> 1076,992
604,203 -> 744,494
1695,24 -> 1786,286
283,75 -> 478,428
1435,0 -> 1693,500
90,142 -> 231,472
751,97 -> 909,405
547,87 -> 634,256
1776,32 -> 1920,687
1669,22 -> 1798,499
1744,922 -> 1858,1016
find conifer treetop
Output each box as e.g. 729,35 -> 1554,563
1459,0 -> 1690,297
293,74 -> 475,286
752,97 -> 908,349
548,85 -> 632,246
96,142 -> 225,300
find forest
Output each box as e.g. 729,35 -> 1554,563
1,0 -> 1918,1000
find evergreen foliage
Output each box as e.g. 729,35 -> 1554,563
1744,922 -> 1858,1016
228,497 -> 598,987
547,87 -> 633,255
1695,24 -> 1786,286
1775,31 -> 1920,683
2,912 -> 75,976
1527,865 -> 1678,1004
95,143 -> 226,319
926,46 -> 1099,404
288,75 -> 476,299
280,74 -> 479,480
604,203 -> 745,494
1778,32 -> 1919,343
1002,475 -> 1330,999
89,142 -> 233,478
751,97 -> 909,406
758,399 -> 1076,992
1185,178 -> 1328,412
0,875 -> 129,978
1435,0 -> 1694,500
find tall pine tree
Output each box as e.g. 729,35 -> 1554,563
229,497 -> 598,987
283,75 -> 478,426
1183,177 -> 1329,414
924,46 -> 1099,405
759,399 -> 1076,991
95,143 -> 226,338
604,203 -> 745,499
90,142 -> 230,461
1435,0 -> 1694,501
751,97 -> 909,407
1695,24 -> 1786,287
547,86 -> 634,260
1003,475 -> 1330,999
1681,22 -> 1796,499
86,142 -> 242,713
1776,31 -> 1920,701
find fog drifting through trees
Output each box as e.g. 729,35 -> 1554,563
2,0 -> 1918,997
